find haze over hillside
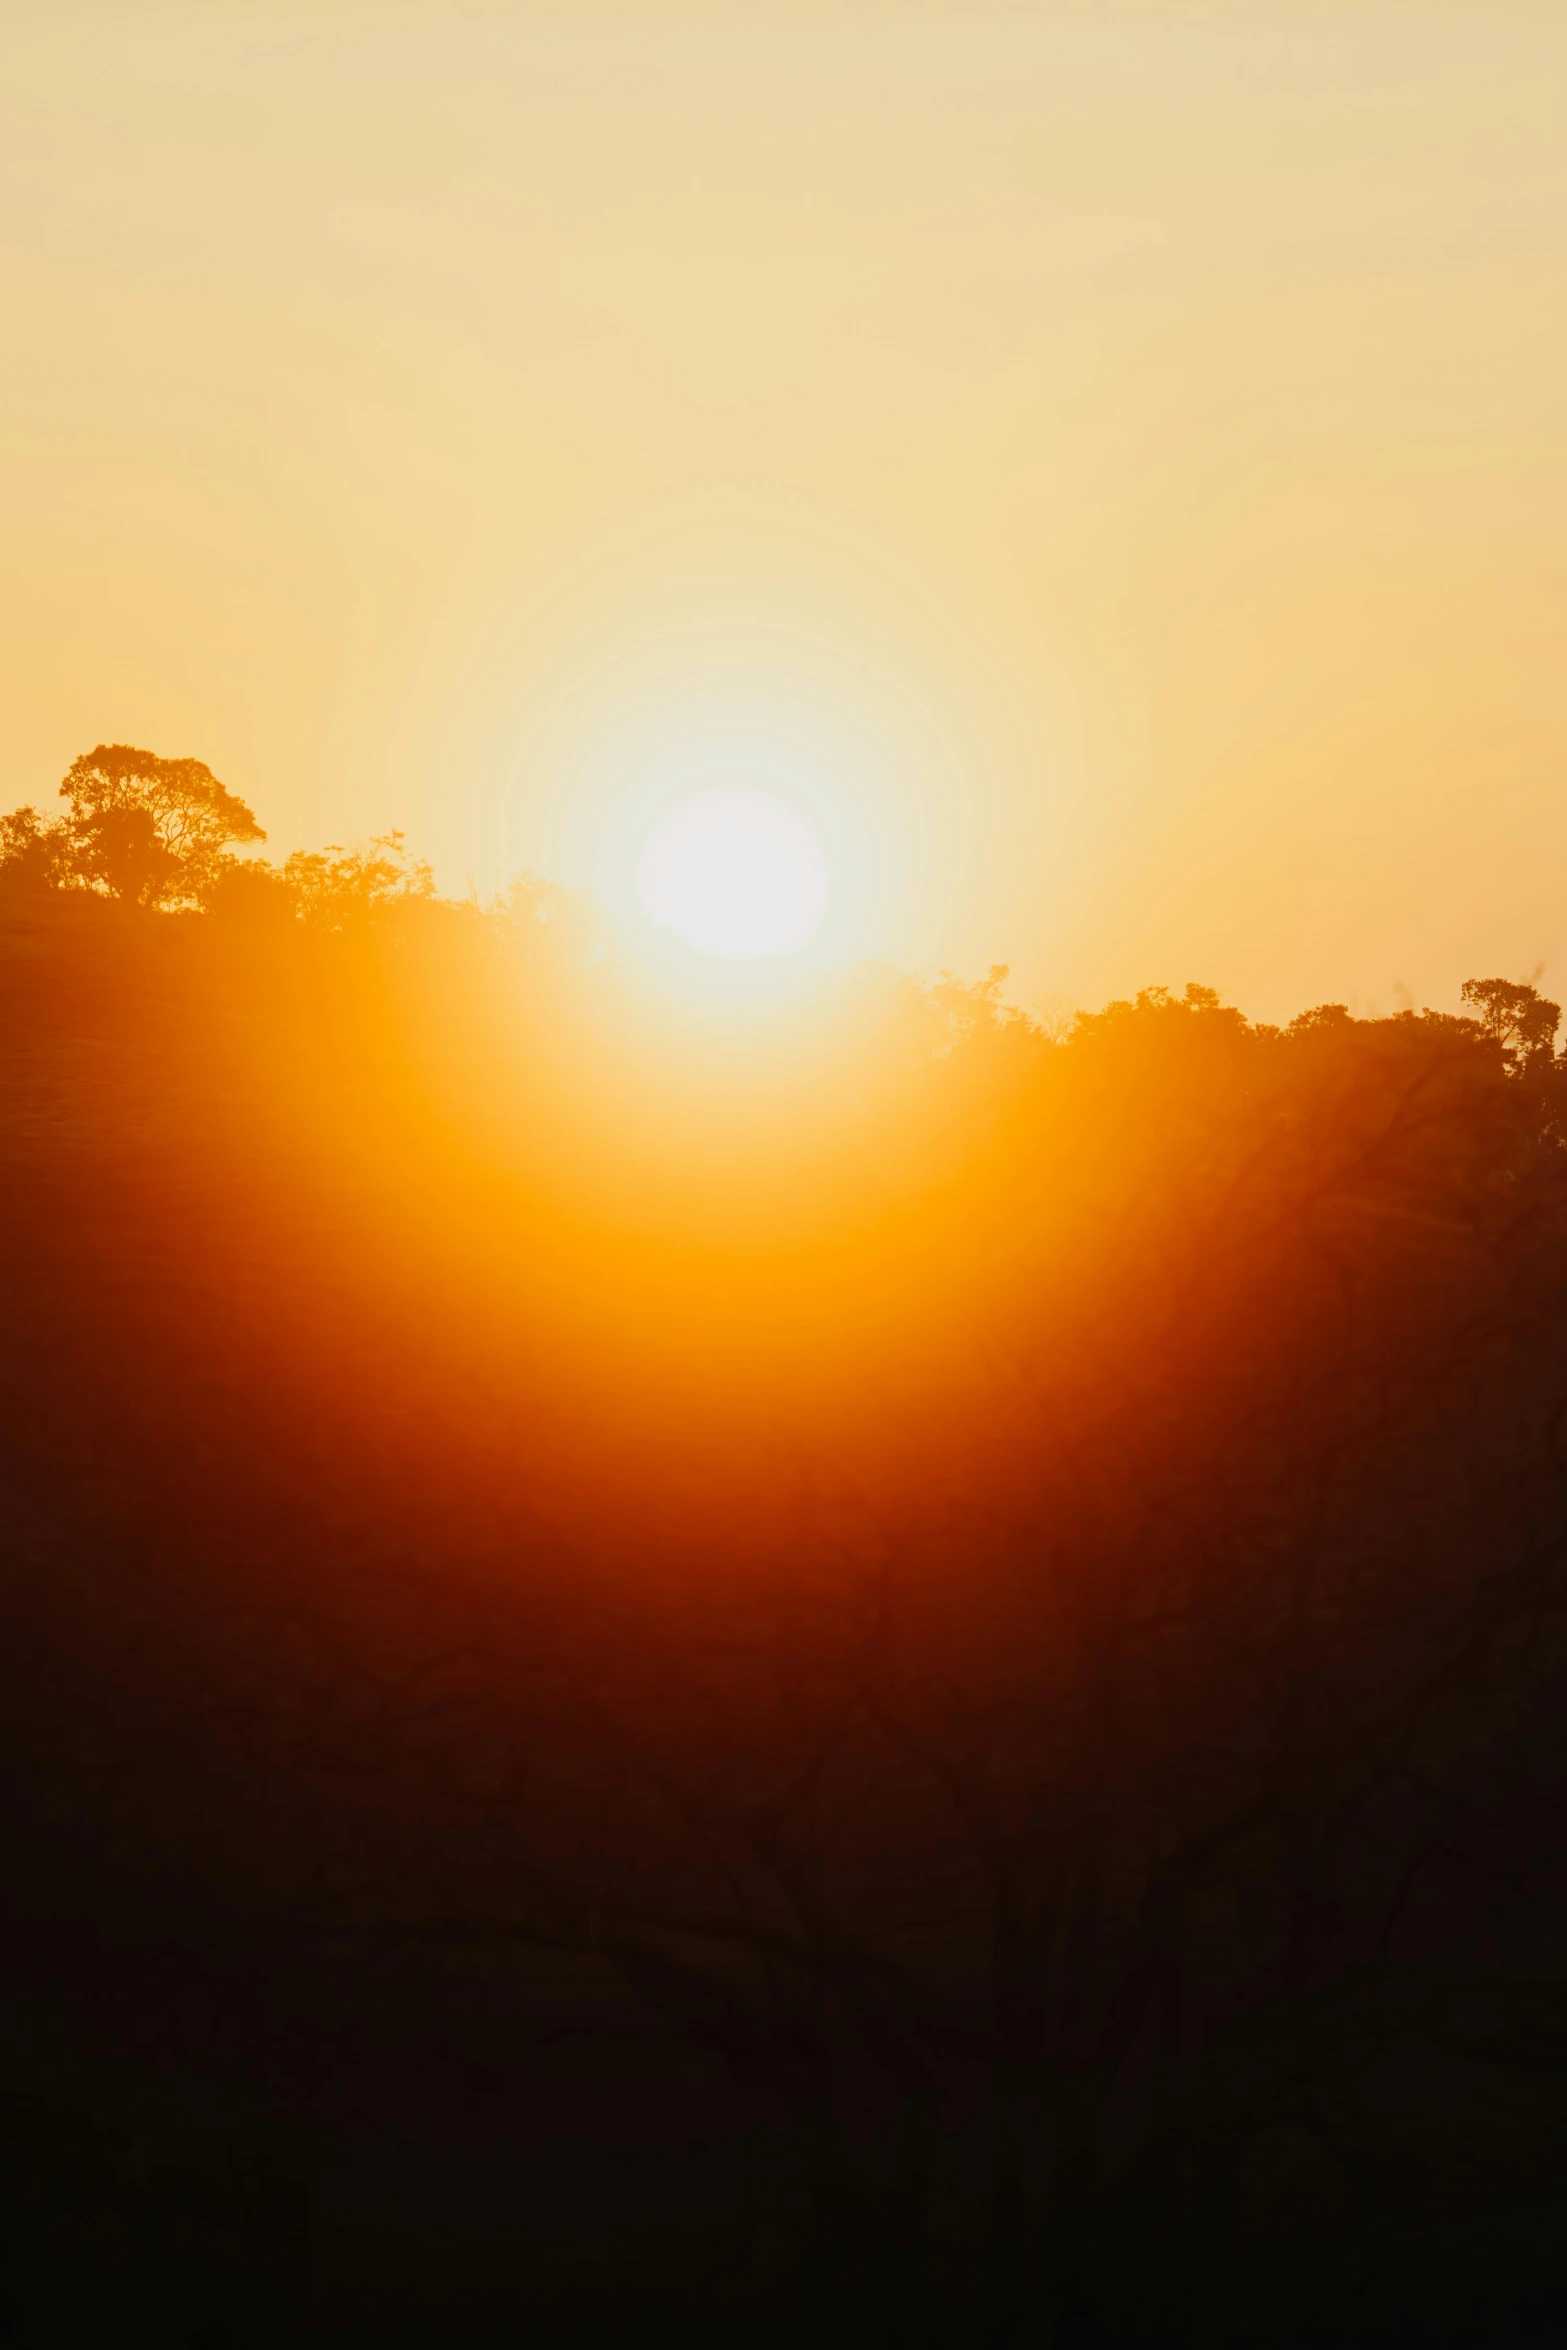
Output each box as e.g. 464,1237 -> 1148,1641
3,748 -> 1567,2342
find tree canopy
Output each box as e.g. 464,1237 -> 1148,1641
57,741 -> 265,906
0,746 -> 449,927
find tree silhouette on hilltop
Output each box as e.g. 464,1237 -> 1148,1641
0,742 -> 265,908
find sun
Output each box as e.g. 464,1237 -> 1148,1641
639,789 -> 831,960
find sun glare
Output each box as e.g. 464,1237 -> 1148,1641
639,789 -> 831,960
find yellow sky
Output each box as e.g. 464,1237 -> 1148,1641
2,1 -> 1564,1020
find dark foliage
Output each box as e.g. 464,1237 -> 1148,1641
3,763 -> 1567,2345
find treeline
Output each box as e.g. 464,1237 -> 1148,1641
3,749 -> 1567,2347
1,740 -> 437,924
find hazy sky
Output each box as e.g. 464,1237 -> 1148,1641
2,1 -> 1564,1018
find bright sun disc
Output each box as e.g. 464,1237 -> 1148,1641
639,789 -> 831,960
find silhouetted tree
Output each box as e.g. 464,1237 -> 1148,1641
0,804 -> 70,894
0,743 -> 264,907
57,742 -> 265,906
1460,973 -> 1561,1069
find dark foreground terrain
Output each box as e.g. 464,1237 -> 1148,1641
3,883 -> 1567,2346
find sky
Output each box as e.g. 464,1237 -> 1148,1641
1,0 -> 1564,1021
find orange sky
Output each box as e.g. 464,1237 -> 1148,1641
2,1 -> 1565,1022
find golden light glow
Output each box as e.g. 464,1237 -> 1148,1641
639,788 -> 830,961
2,8 -> 1565,1020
